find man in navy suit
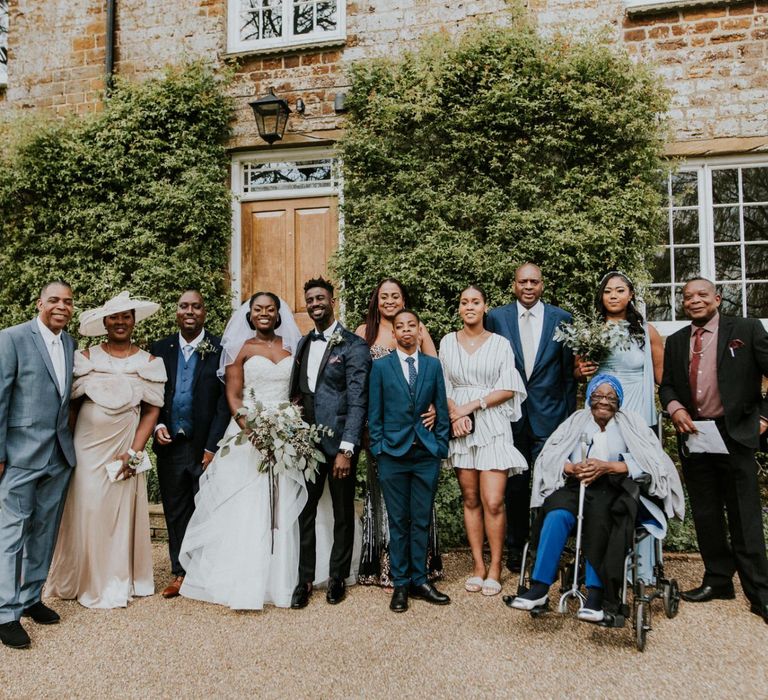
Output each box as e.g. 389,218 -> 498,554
368,309 -> 451,612
151,290 -> 230,599
486,263 -> 576,571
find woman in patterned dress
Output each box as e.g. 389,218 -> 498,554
355,278 -> 443,587
440,285 -> 527,596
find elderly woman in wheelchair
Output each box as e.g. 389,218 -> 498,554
506,374 -> 685,625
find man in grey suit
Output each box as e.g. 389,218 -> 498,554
0,280 -> 77,648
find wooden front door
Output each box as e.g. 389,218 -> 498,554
240,196 -> 338,333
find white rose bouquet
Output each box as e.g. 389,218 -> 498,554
553,314 -> 632,364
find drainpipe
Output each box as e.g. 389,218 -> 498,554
105,0 -> 116,94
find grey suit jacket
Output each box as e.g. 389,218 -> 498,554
0,319 -> 76,469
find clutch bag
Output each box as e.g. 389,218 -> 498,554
105,452 -> 152,483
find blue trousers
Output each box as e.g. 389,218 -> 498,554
377,445 -> 440,587
0,457 -> 72,623
532,509 -> 602,588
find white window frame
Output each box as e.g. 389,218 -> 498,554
0,0 -> 8,88
229,147 -> 341,306
650,153 -> 768,336
227,0 -> 346,55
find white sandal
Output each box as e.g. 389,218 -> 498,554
481,578 -> 502,597
464,576 -> 484,593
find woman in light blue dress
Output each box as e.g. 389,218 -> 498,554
575,272 -> 663,430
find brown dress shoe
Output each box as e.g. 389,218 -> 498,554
162,576 -> 184,599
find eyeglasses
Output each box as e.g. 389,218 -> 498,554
590,393 -> 618,406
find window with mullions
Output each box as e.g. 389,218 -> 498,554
648,162 -> 768,325
230,0 -> 344,53
0,0 -> 8,86
242,158 -> 337,193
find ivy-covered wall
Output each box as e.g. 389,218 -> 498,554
334,21 -> 671,547
0,62 -> 234,345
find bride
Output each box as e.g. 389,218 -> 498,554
179,292 -> 358,610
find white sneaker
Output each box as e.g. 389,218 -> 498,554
509,593 -> 548,610
577,607 -> 605,623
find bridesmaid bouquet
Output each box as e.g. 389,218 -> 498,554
553,313 -> 632,364
218,396 -> 333,484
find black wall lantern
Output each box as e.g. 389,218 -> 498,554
249,88 -> 292,145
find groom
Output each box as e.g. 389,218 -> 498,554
290,277 -> 371,608
0,280 -> 77,649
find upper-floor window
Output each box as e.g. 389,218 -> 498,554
228,0 -> 345,54
0,0 -> 8,86
647,157 -> 768,333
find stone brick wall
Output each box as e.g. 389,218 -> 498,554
621,1 -> 768,140
1,0 -> 767,147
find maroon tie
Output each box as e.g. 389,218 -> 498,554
689,327 -> 704,418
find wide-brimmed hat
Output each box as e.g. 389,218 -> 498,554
78,291 -> 161,337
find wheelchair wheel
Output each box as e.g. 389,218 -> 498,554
635,601 -> 649,652
663,579 -> 681,619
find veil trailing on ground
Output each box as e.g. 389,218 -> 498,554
218,297 -> 302,379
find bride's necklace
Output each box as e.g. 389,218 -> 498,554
255,335 -> 276,348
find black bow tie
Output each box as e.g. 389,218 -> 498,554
310,330 -> 327,342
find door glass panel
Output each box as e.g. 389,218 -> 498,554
719,283 -> 743,316
746,283 -> 768,317
743,205 -> 768,243
671,171 -> 698,207
745,244 -> 768,281
672,209 -> 698,245
673,246 -> 700,283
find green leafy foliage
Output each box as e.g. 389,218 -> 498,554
0,62 -> 234,344
334,20 -> 670,334
335,19 -> 670,548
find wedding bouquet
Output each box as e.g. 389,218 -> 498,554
218,393 -> 333,483
552,313 -> 632,364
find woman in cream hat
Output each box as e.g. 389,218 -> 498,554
47,292 -> 168,609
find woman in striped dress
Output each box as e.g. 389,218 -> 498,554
440,285 -> 528,596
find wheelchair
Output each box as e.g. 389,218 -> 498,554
513,522 -> 681,652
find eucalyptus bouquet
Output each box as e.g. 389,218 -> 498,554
553,314 -> 632,364
219,394 -> 333,483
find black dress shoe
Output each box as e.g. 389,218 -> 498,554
681,584 -> 735,603
22,601 -> 60,625
750,602 -> 768,624
326,577 -> 346,605
390,586 -> 408,613
290,583 -> 312,609
0,621 -> 31,649
409,582 -> 451,605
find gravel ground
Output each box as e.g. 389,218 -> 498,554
1,545 -> 766,699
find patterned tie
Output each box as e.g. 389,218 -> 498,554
405,356 -> 417,394
689,327 -> 704,418
520,309 -> 535,379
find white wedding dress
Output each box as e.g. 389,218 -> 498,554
179,355 -> 359,610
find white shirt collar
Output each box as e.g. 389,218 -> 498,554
36,315 -> 62,343
178,329 -> 206,349
518,300 -> 544,318
396,348 -> 418,364
315,320 -> 339,340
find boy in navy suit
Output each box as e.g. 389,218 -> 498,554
368,309 -> 451,612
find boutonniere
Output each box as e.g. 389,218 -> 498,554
195,337 -> 218,359
728,339 -> 744,358
327,329 -> 345,350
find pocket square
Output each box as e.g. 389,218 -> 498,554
328,355 -> 342,365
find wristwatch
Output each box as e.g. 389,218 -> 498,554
478,397 -> 488,411
340,449 -> 354,459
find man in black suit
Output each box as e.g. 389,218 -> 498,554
660,277 -> 768,624
151,290 -> 230,599
486,263 -> 576,571
289,277 -> 371,609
